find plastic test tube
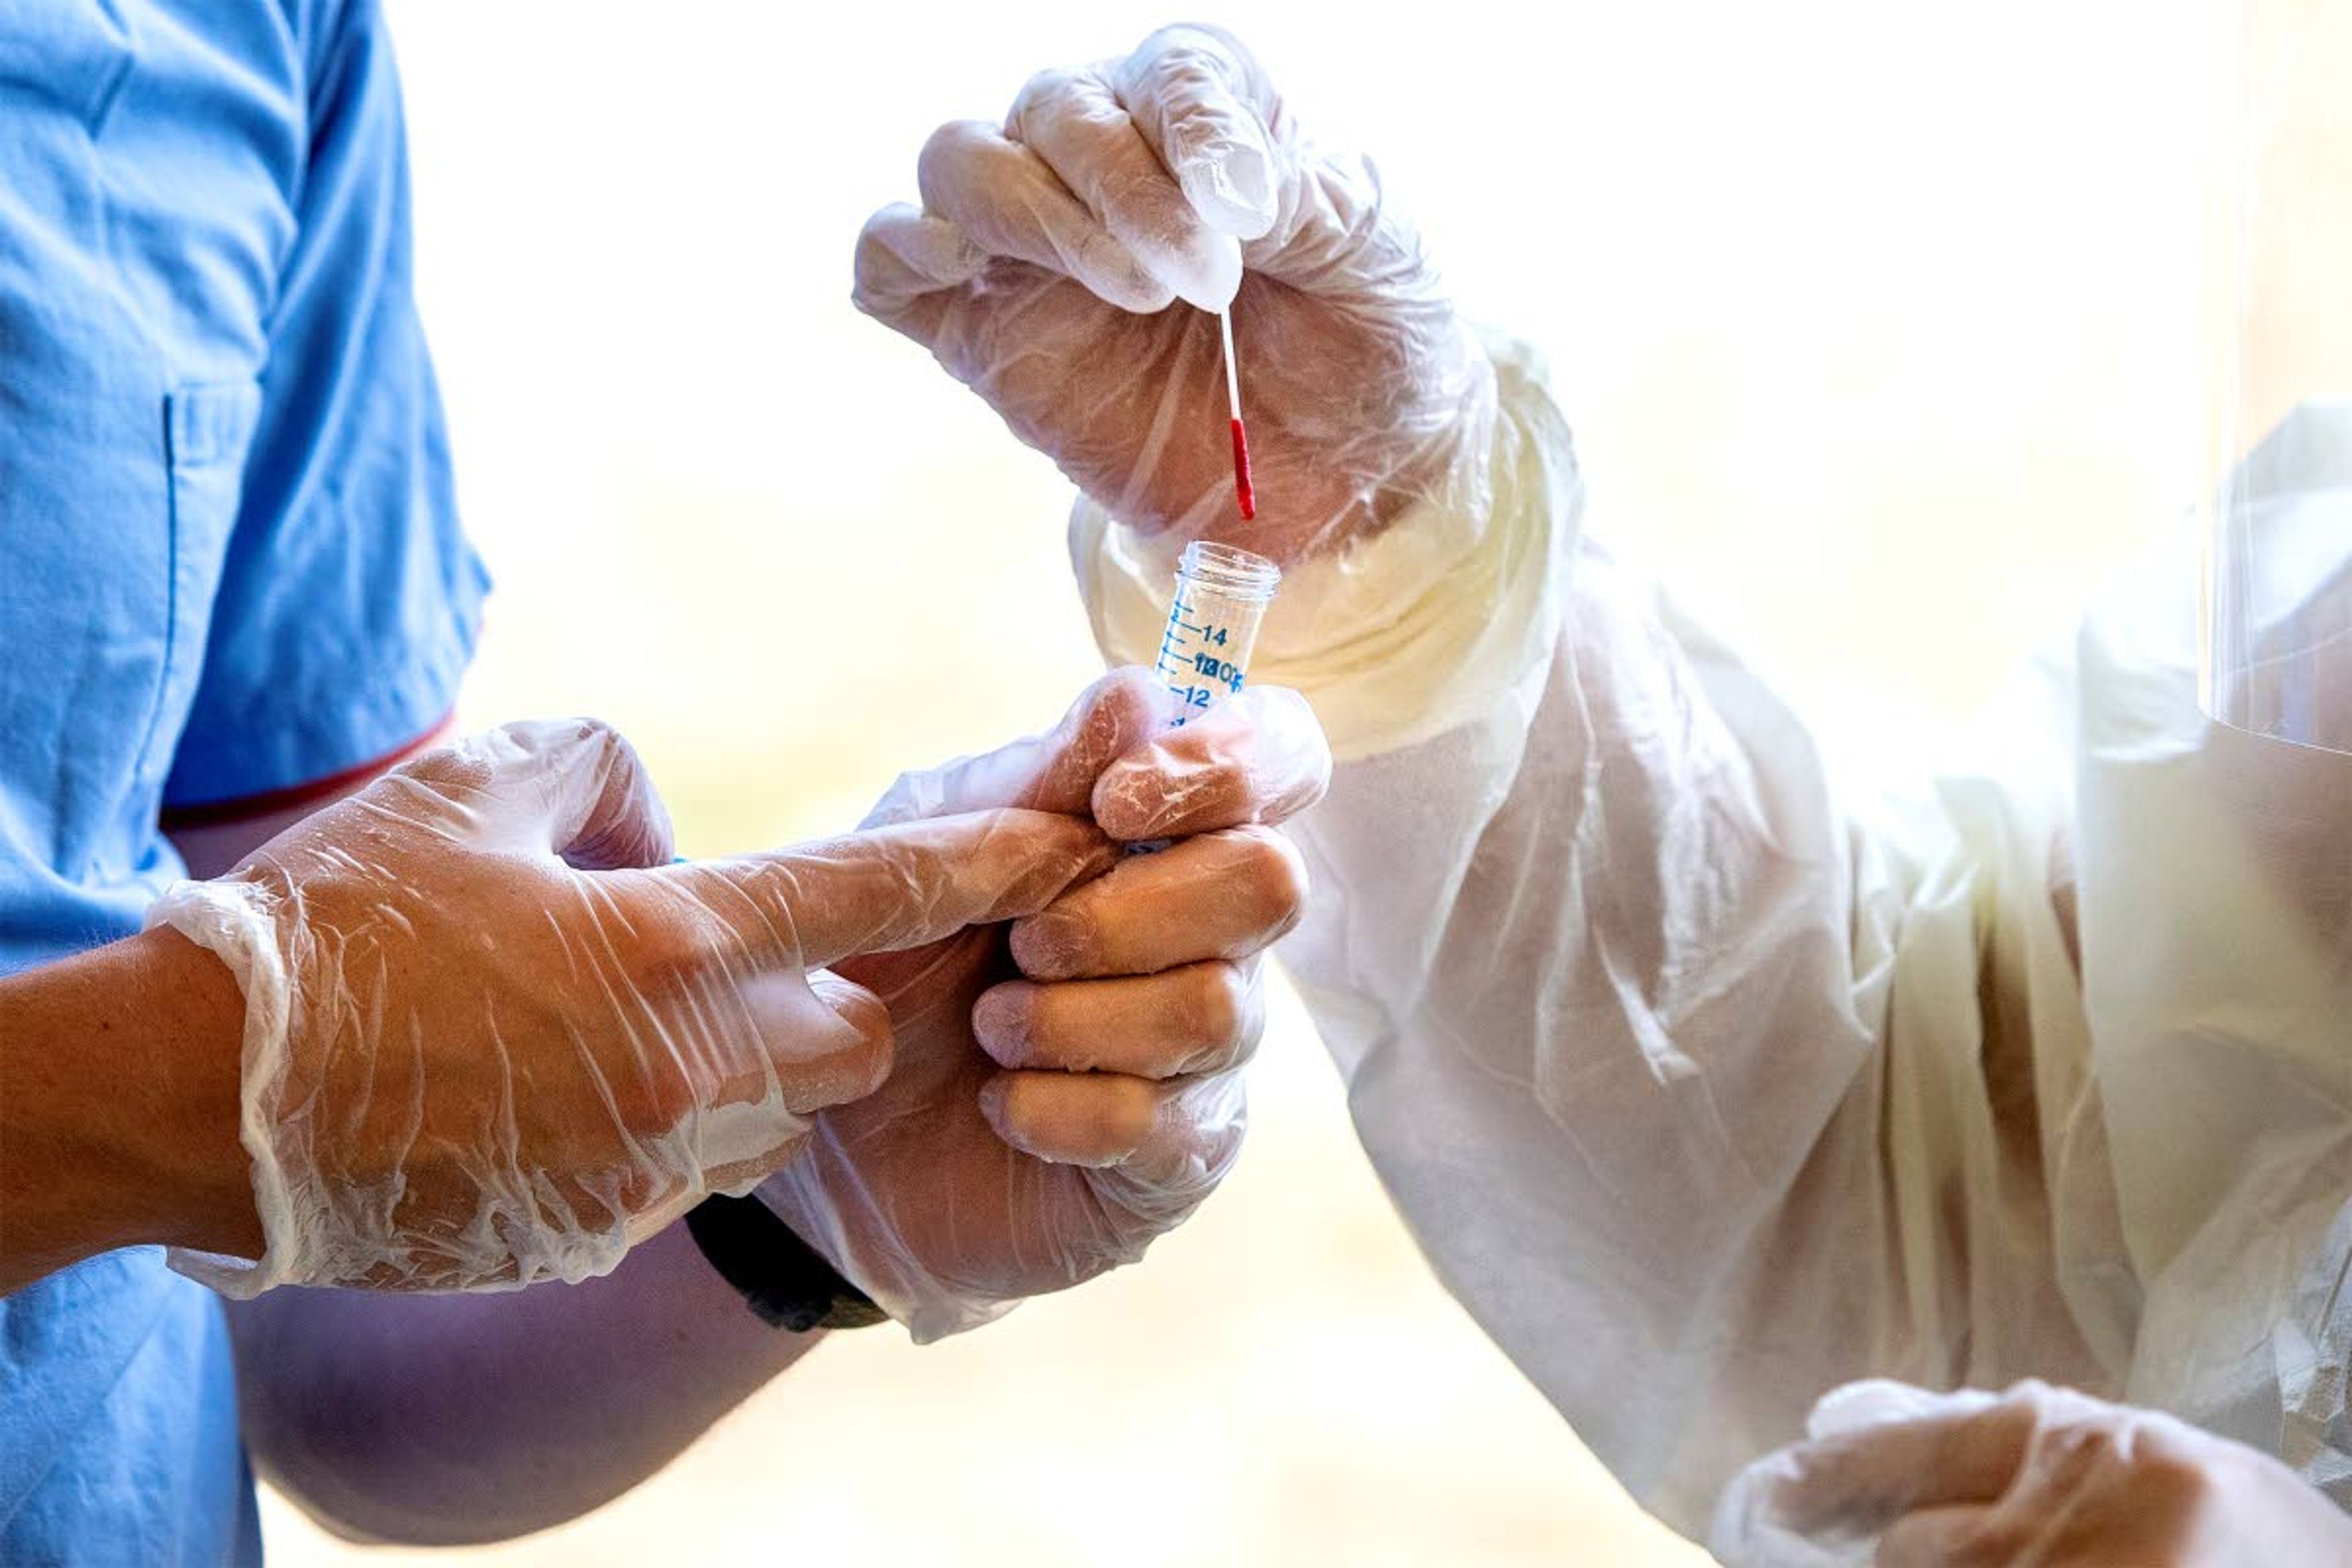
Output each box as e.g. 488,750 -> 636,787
1153,541 -> 1282,725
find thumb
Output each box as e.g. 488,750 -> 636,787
689,968 -> 897,1198
386,718 -> 677,869
785,968 -> 898,1114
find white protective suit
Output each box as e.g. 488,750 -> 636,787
1074,344 -> 2352,1537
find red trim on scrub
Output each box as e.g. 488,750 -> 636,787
159,711 -> 457,829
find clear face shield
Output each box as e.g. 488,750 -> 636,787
2200,0 -> 2352,753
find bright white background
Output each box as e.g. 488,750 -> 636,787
266,3 -> 2204,1562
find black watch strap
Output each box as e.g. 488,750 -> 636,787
684,1194 -> 888,1332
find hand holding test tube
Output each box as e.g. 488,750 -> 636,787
756,667 -> 1331,1340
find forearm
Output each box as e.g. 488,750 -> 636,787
1273,566 -> 1885,1529
233,1219 -> 823,1545
1281,548 -> 2118,1533
1291,556 -> 1883,1237
0,928 -> 259,1293
0,722 -> 456,1295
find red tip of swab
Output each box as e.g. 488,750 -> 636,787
1229,417 -> 1256,521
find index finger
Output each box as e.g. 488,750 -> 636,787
1091,685 -> 1331,840
666,809 -> 1116,971
1108,25 -> 1280,240
916,119 -> 1172,313
1011,64 -> 1240,312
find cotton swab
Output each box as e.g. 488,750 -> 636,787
1219,309 -> 1256,522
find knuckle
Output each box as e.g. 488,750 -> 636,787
916,119 -> 989,195
1088,1084 -> 1160,1153
1942,1517 -> 2030,1566
2139,1450 -> 2222,1512
1084,668 -> 1162,756
1180,963 -> 1250,1057
1007,1076 -> 1150,1160
2029,1419 -> 2124,1488
1078,1080 -> 1156,1153
1152,1075 -> 1248,1182
392,736 -> 488,793
1011,65 -> 1081,126
1232,825 -> 1310,929
632,891 -> 737,982
568,715 -> 624,745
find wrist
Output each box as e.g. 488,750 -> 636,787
0,928 -> 259,1292
134,926 -> 266,1259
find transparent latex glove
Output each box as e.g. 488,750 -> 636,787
148,718 -> 1113,1298
854,23 -> 1494,562
759,668 -> 1332,1340
1712,1379 -> 2352,1567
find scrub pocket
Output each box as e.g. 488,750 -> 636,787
137,382 -> 263,792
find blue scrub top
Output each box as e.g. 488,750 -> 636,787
0,1 -> 487,1559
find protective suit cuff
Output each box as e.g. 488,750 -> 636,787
145,879 -> 295,1298
1068,332 -> 1585,763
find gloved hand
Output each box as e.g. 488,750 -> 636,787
854,23 -> 1492,562
1711,1379 -> 2352,1567
148,718 -> 1113,1298
758,668 -> 1332,1340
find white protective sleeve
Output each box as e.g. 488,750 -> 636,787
1074,342 -> 2352,1539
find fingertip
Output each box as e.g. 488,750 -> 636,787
1176,148 -> 1277,241
1167,235 -> 1245,314
806,973 -> 896,1102
1009,903 -> 1095,981
970,981 -> 1037,1068
1088,758 -> 1160,841
1081,231 -> 1180,314
1118,24 -> 1283,239
740,971 -> 896,1118
1089,753 -> 1184,840
856,205 -> 987,290
975,1071 -> 1014,1135
851,205 -> 981,346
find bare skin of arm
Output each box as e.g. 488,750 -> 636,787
0,925 -> 261,1292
